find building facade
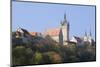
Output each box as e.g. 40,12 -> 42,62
14,13 -> 95,46
45,13 -> 70,45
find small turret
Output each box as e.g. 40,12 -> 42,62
83,31 -> 88,42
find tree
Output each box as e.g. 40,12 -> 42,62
33,51 -> 43,64
12,46 -> 33,65
43,51 -> 62,64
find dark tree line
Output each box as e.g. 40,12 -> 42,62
12,32 -> 96,66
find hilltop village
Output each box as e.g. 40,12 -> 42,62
13,13 -> 95,46
12,13 -> 96,66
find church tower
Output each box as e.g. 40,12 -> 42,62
60,13 -> 69,45
88,29 -> 93,45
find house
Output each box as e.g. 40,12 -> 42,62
30,32 -> 42,37
15,27 -> 33,44
13,13 -> 95,46
70,36 -> 83,46
70,33 -> 95,46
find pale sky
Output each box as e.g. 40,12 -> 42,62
12,1 -> 96,40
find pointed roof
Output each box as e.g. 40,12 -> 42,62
85,31 -> 87,36
64,13 -> 66,21
17,27 -> 30,34
61,13 -> 69,26
73,36 -> 82,43
90,28 -> 92,36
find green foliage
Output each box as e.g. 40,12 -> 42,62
42,51 -> 62,64
12,32 -> 16,37
12,46 -> 33,65
12,34 -> 96,65
12,46 -> 26,58
77,45 -> 96,61
33,52 -> 43,64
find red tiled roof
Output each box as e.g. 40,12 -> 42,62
29,32 -> 38,36
45,28 -> 60,36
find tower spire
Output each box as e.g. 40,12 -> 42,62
85,31 -> 87,36
90,28 -> 92,36
64,13 -> 66,21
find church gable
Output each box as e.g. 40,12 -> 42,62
45,28 -> 60,36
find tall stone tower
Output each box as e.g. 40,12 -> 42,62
60,13 -> 69,45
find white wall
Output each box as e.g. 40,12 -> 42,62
51,36 -> 59,43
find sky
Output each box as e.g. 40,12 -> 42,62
12,1 -> 96,40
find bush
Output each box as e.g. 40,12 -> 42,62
43,51 -> 62,64
12,46 -> 33,65
33,52 -> 43,64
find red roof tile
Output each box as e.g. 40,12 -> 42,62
45,28 -> 60,36
29,32 -> 41,36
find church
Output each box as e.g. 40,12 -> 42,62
44,13 -> 69,45
14,13 -> 95,46
44,13 -> 95,46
